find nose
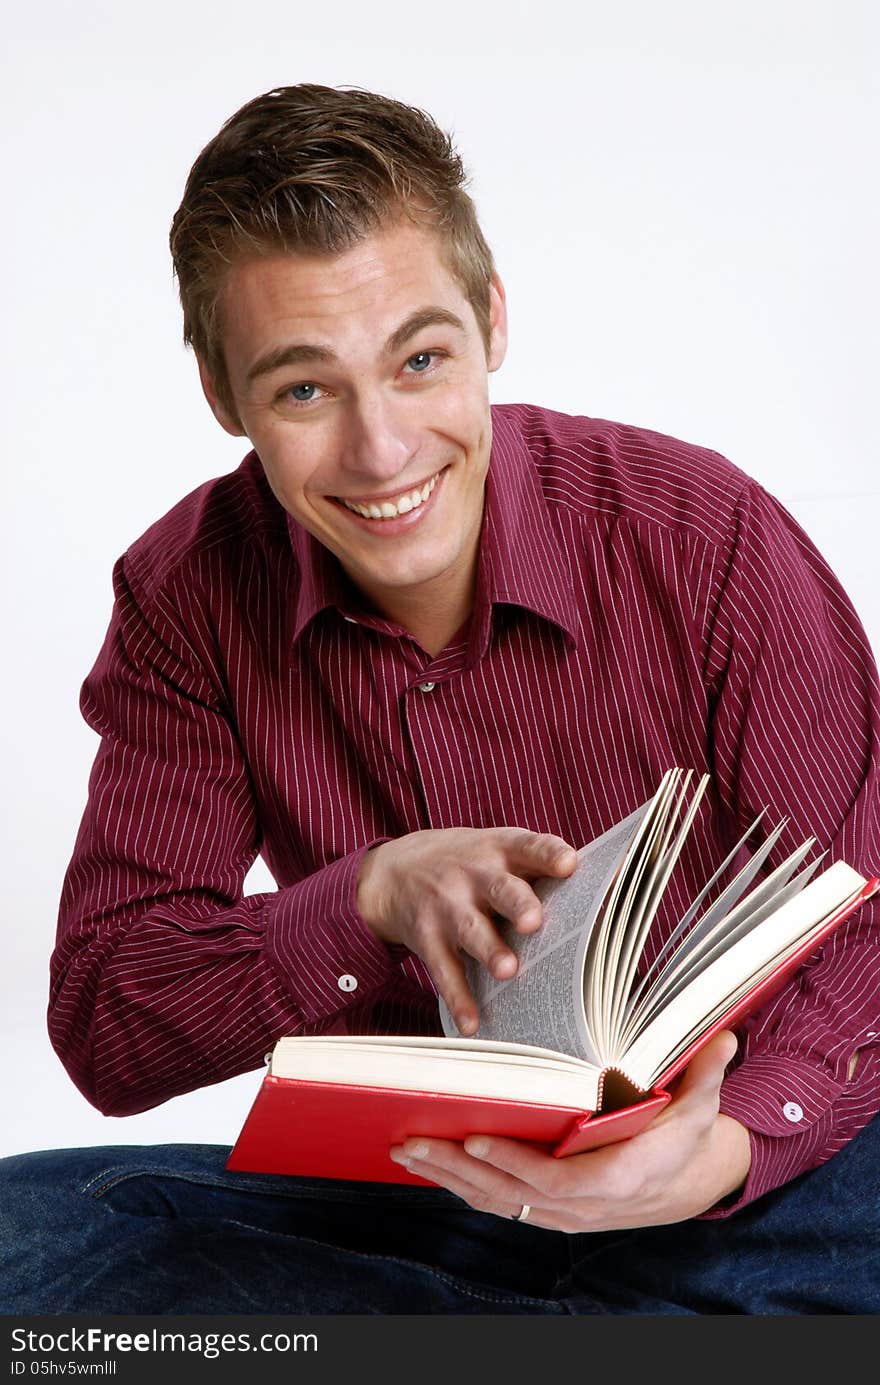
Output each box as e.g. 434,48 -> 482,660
340,388 -> 417,484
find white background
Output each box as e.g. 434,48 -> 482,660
2,1 -> 877,1158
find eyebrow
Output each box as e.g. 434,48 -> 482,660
245,306 -> 468,385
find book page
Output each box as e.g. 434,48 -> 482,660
438,803 -> 649,1062
271,1035 -> 602,1107
616,841 -> 819,1049
618,861 -> 866,1090
604,773 -> 709,1051
620,813 -> 779,1026
585,770 -> 682,1044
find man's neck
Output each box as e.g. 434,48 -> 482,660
364,573 -> 477,660
381,593 -> 473,659
339,524 -> 483,658
406,615 -> 470,659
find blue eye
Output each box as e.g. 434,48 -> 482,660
407,352 -> 434,372
290,383 -> 318,401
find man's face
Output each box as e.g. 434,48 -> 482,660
203,220 -> 507,638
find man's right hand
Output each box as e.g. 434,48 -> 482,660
356,827 -> 578,1036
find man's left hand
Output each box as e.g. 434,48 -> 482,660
388,1030 -> 750,1230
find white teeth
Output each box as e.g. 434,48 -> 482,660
341,472 -> 440,520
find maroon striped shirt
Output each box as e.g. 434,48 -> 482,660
50,403 -> 880,1216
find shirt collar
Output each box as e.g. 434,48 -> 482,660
287,404 -> 581,652
287,515 -> 353,644
475,405 -> 580,654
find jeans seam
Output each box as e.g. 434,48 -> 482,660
74,1173 -> 565,1309
80,1167 -> 456,1206
213,1216 -> 565,1309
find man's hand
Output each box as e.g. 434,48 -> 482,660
388,1030 -> 751,1229
357,827 -> 578,1034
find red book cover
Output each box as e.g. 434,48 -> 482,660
227,877 -> 879,1183
225,1079 -> 658,1185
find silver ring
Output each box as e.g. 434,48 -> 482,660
511,1203 -> 531,1222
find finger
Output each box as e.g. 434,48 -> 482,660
394,1134 -> 566,1212
484,871 -> 546,933
424,907 -> 520,1034
504,831 -> 578,880
390,1141 -> 582,1231
390,1151 -> 516,1213
390,1138 -> 539,1211
675,1029 -> 739,1098
463,1128 -> 657,1213
452,908 -> 519,981
406,1163 -> 566,1229
395,1156 -> 564,1226
462,1133 -> 576,1198
419,938 -> 482,1036
661,1030 -> 739,1130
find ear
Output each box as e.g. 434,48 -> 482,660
486,272 -> 508,373
196,356 -> 246,437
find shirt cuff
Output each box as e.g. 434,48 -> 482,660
265,839 -> 403,1024
699,1053 -> 845,1218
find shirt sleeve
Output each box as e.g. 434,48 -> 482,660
49,553 -> 409,1117
696,479 -> 880,1216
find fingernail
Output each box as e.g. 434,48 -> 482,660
389,1149 -> 412,1167
407,1142 -> 429,1160
466,1137 -> 490,1158
493,952 -> 517,977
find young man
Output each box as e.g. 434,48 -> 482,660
2,84 -> 878,1314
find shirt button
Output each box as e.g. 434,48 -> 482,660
782,1101 -> 804,1123
337,974 -> 358,992
417,682 -> 436,692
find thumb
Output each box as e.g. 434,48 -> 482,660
674,1028 -> 739,1102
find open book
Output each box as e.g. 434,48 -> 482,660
228,769 -> 879,1184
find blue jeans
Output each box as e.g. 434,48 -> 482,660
2,1115 -> 879,1314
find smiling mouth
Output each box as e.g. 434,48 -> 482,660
336,470 -> 443,521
